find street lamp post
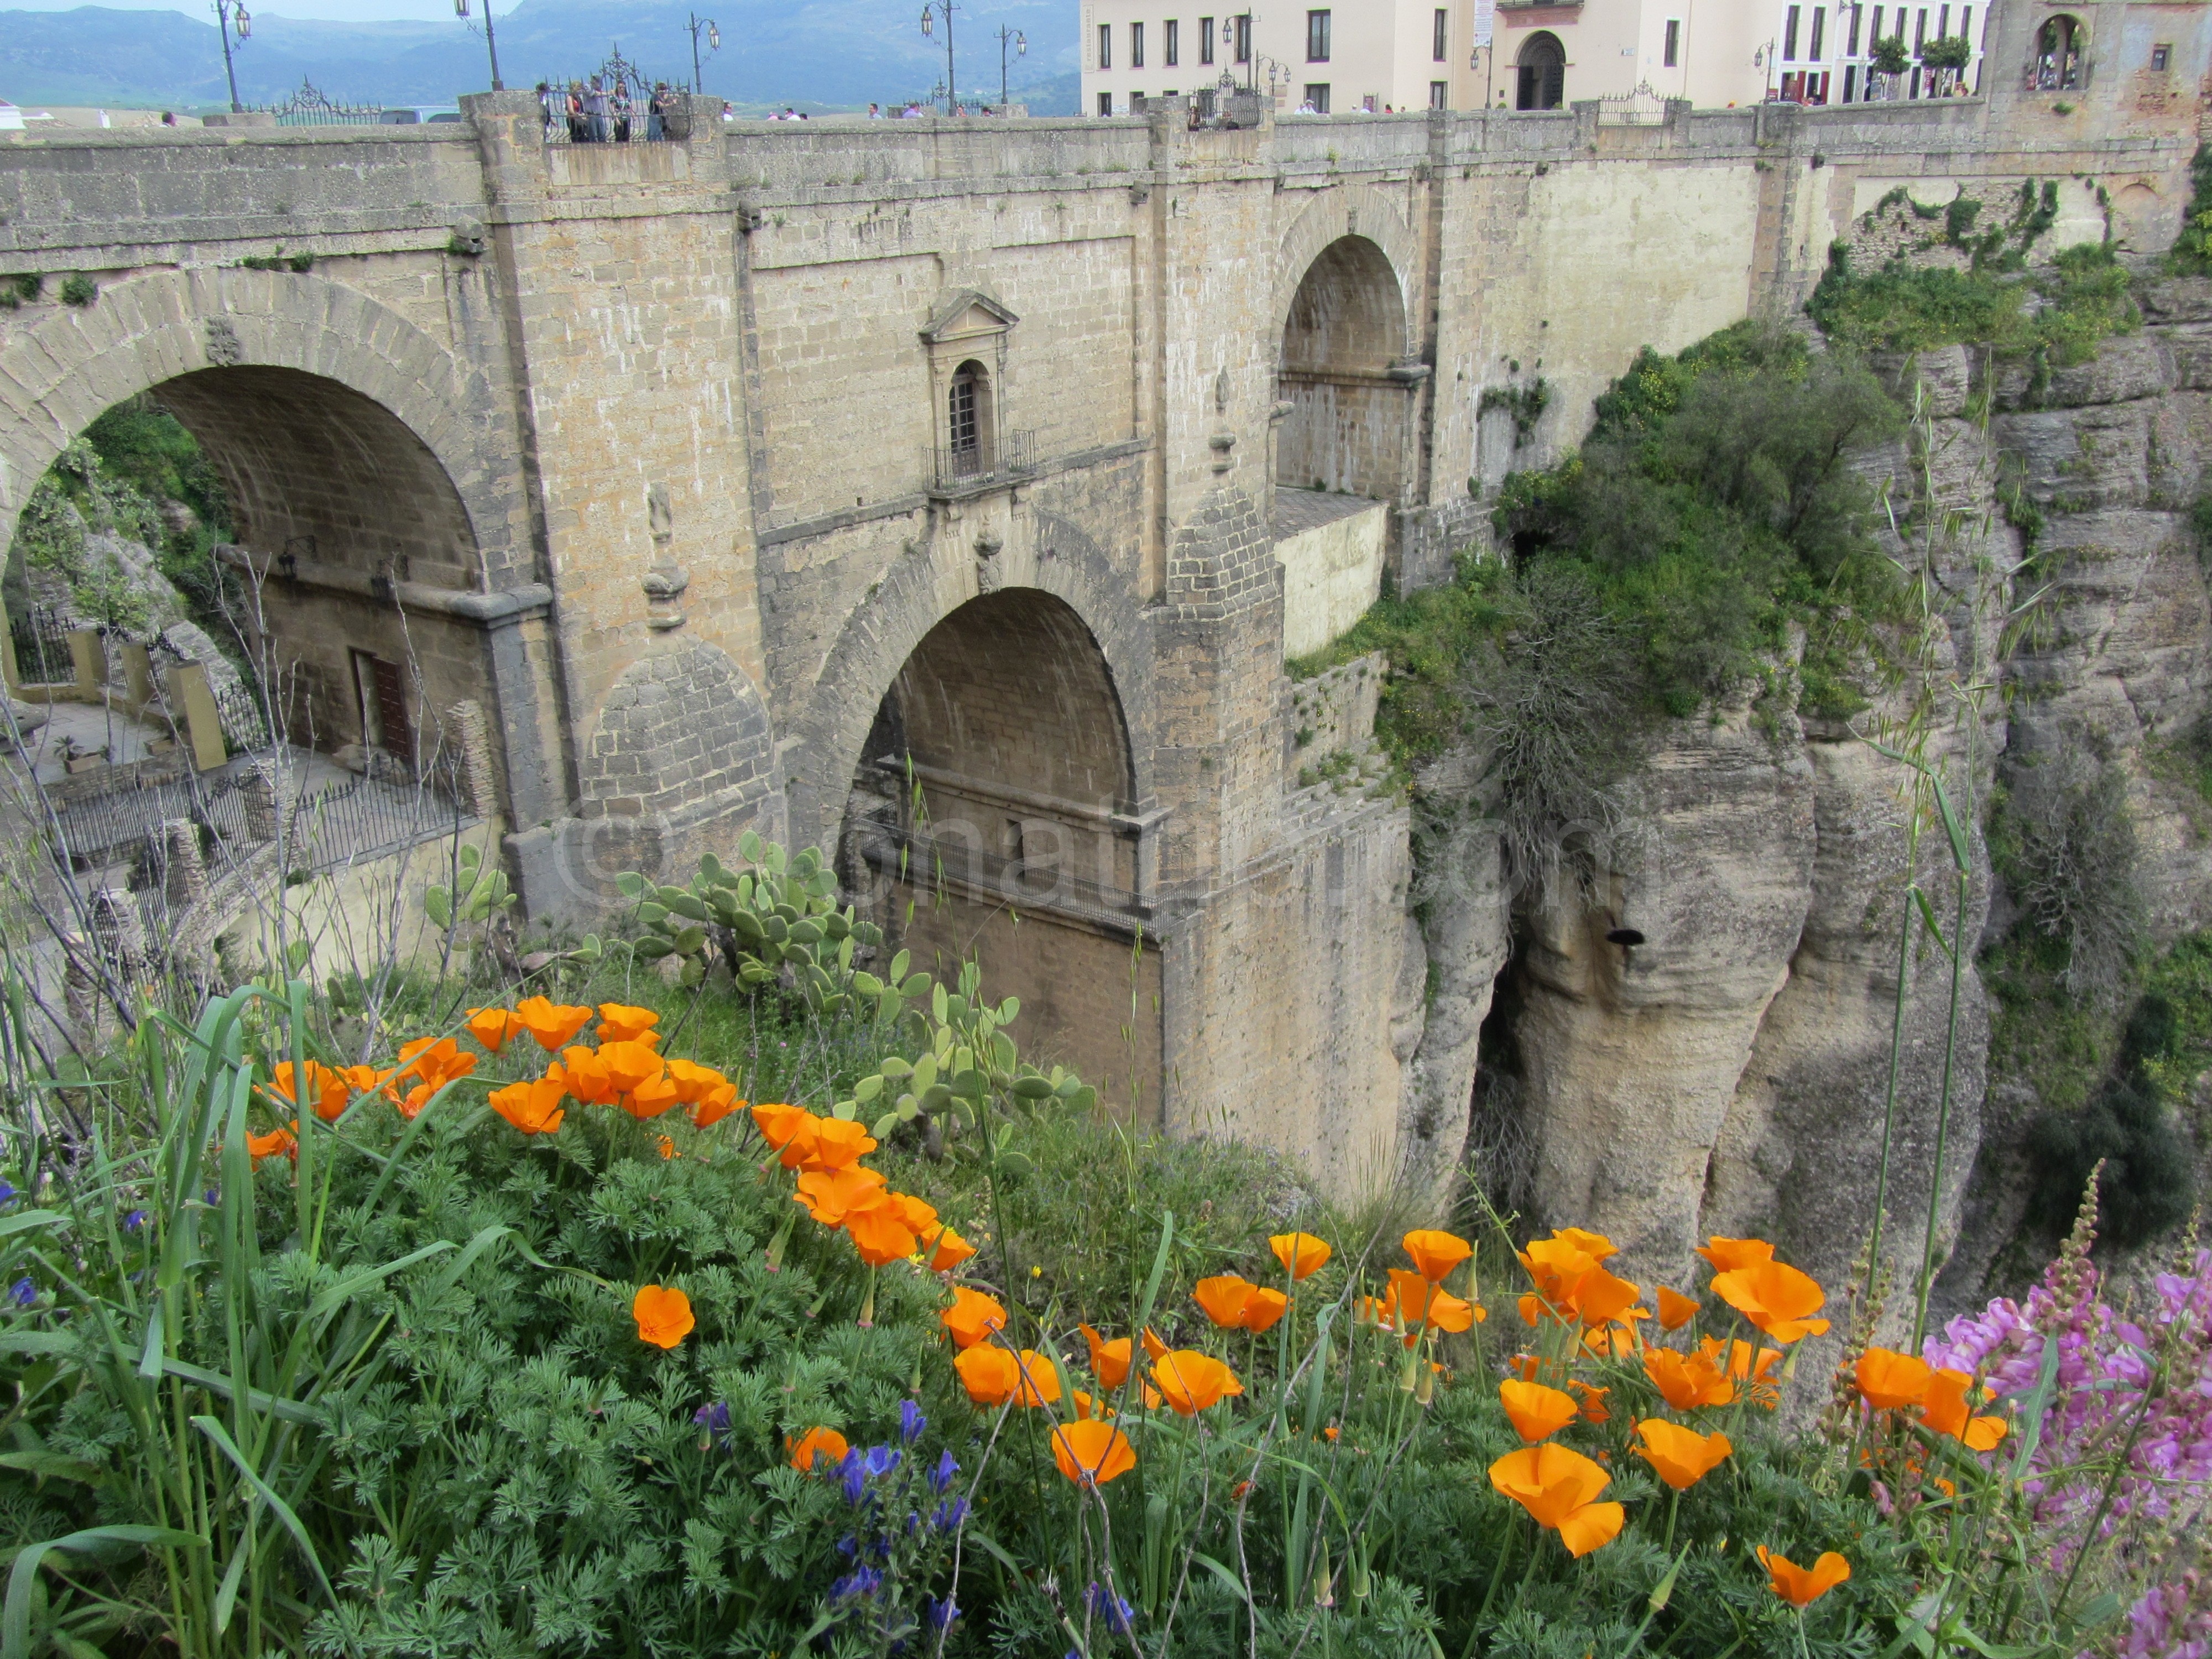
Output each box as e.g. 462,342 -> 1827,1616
920,1 -> 958,113
994,24 -> 1025,108
685,13 -> 720,93
211,0 -> 249,113
452,0 -> 504,91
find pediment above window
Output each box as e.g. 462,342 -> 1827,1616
920,289 -> 1020,346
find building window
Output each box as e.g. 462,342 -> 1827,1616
1784,6 -> 1800,60
1870,6 -> 1882,48
2034,14 -> 2082,87
1959,7 -> 1971,48
1430,78 -> 1448,107
1810,8 -> 1825,58
1846,4 -> 1861,53
1098,22 -> 1112,67
1663,18 -> 1681,65
1515,30 -> 1566,107
1234,13 -> 1251,62
947,360 -> 994,477
1936,3 -> 1947,38
1302,81 -> 1331,110
1166,19 -> 1180,64
1913,8 -> 1926,48
1200,14 -> 1214,61
1307,9 -> 1331,61
1433,7 -> 1448,60
1131,22 -> 1145,66
1098,91 -> 1114,114
1844,62 -> 1858,97
2152,40 -> 2172,71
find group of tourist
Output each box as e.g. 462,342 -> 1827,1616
537,77 -> 682,143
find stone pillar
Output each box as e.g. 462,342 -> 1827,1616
120,642 -> 154,713
163,818 -> 207,909
168,662 -> 227,770
242,761 -> 281,842
448,700 -> 498,818
66,629 -> 105,702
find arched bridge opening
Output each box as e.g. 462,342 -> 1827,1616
838,587 -> 1161,1116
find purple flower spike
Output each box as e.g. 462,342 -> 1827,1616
930,1448 -> 958,1494
900,1397 -> 926,1444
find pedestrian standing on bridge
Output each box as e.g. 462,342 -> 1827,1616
583,76 -> 610,143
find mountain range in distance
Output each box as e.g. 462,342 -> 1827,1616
0,0 -> 1078,114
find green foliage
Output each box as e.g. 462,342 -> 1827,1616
1987,751 -> 2146,1001
2026,1003 -> 2200,1249
1477,376 -> 1551,448
1919,32 -> 1971,70
237,249 -> 315,274
2167,142 -> 2212,274
58,275 -> 96,309
1495,319 -> 1906,718
0,273 -> 41,310
1868,33 -> 1908,74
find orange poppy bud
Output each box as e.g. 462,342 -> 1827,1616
1710,1259 -> 1829,1344
515,995 -> 594,1052
489,1078 -> 567,1135
1488,1443 -> 1623,1557
1500,1378 -> 1579,1442
1269,1232 -> 1332,1280
1080,1323 -> 1132,1387
1656,1286 -> 1700,1330
1195,1274 -> 1262,1330
1756,1546 -> 1850,1608
1051,1418 -> 1136,1486
802,1117 -> 879,1172
596,1001 -> 660,1043
1150,1350 -> 1243,1415
1855,1346 -> 1932,1411
464,1006 -> 522,1053
1633,1418 -> 1732,1490
632,1284 -> 695,1349
1402,1229 -> 1474,1282
942,1287 -> 1008,1350
1920,1368 -> 2007,1450
787,1426 -> 849,1471
1695,1236 -> 1776,1274
247,1124 -> 296,1165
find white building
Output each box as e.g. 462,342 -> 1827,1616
1767,0 -> 1989,105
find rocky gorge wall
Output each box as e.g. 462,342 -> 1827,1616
1395,270 -> 2212,1328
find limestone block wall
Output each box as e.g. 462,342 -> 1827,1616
1276,499 -> 1388,658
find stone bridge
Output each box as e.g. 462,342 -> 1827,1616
0,36 -> 2197,1191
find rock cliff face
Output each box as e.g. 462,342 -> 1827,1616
1400,274 -> 2212,1313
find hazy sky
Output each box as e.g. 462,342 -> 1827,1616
6,0 -> 468,19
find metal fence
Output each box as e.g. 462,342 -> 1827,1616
925,430 -> 1037,493
9,606 -> 75,688
254,79 -> 385,127
538,49 -> 688,144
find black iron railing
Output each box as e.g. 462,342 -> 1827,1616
925,430 -> 1037,493
9,606 -> 75,687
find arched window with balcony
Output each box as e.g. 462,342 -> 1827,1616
1516,32 -> 1566,109
947,359 -> 994,478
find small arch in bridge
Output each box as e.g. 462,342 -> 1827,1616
2034,14 -> 2085,89
1275,235 -> 1412,502
1516,32 -> 1567,109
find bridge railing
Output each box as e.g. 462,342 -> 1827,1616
924,430 -> 1037,495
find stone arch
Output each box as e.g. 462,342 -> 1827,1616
1516,32 -> 1567,108
2032,12 -> 2086,88
1270,186 -> 1418,359
0,268 -> 533,792
1274,232 -> 1415,499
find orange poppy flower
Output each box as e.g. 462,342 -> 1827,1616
1141,1327 -> 1170,1361
489,1077 -> 567,1134
921,1223 -> 977,1272
338,1063 -> 387,1102
267,1059 -> 349,1123
942,1287 -> 1008,1350
596,1002 -> 660,1043
1080,1323 -> 1131,1387
955,1345 -> 1021,1405
247,1124 -> 296,1165
1567,1380 -> 1610,1424
1656,1286 -> 1699,1330
1242,1286 -> 1289,1332
1644,1346 -> 1736,1411
1548,1226 -> 1620,1261
794,1166 -> 891,1228
1270,1232 -> 1332,1280
662,1057 -> 723,1104
464,1006 -> 521,1053
802,1117 -> 879,1173
1151,1350 -> 1243,1415
1500,1378 -> 1579,1442
596,1040 -> 666,1095
1710,1259 -> 1830,1344
657,1135 -> 679,1159
1488,1443 -> 1624,1557
632,1284 -> 695,1349
1358,1294 -> 1395,1329
1921,1369 -> 2007,1451
1756,1546 -> 1850,1608
1519,1235 -> 1641,1329
688,1083 -> 743,1129
1195,1274 -> 1262,1329
846,1197 -> 920,1267
1402,1229 -> 1474,1282
787,1426 -> 849,1471
751,1102 -> 821,1167
395,1037 -> 477,1092
626,1074 -> 684,1119
1855,1347 -> 1932,1411
1051,1418 -> 1136,1486
1695,1237 -> 1776,1274
554,1047 -> 618,1106
1070,1390 -> 1115,1421
516,995 -> 594,1052
1633,1418 -> 1733,1490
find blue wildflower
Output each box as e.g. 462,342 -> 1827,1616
930,1496 -> 969,1531
692,1401 -> 732,1444
9,1278 -> 33,1308
1086,1583 -> 1136,1637
836,1534 -> 858,1558
900,1398 -> 926,1443
926,1595 -> 960,1631
123,1209 -> 147,1233
929,1448 -> 959,1494
830,1566 -> 883,1601
0,1180 -> 16,1207
840,1449 -> 868,1505
862,1444 -> 901,1480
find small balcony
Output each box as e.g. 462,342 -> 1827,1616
925,430 -> 1038,497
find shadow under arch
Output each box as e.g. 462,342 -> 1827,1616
1275,233 -> 1415,500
